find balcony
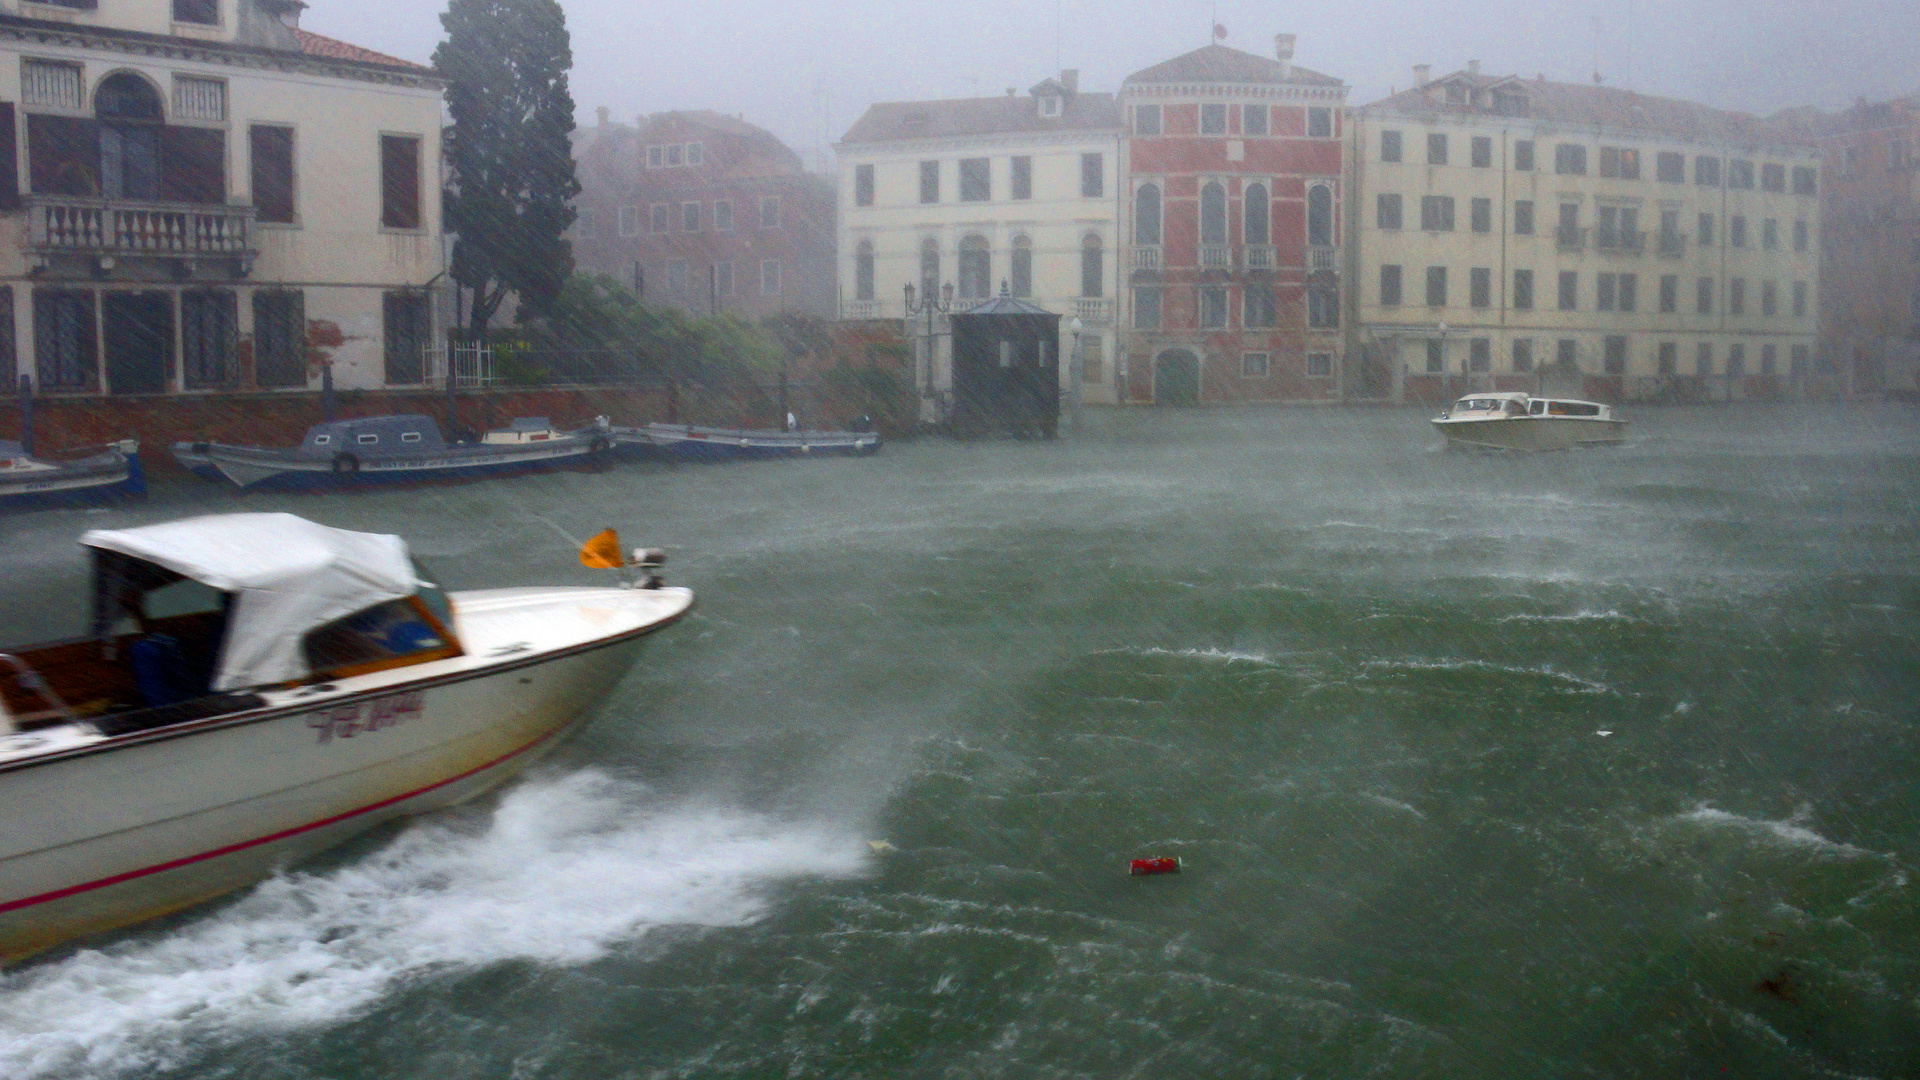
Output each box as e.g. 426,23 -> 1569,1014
1245,245 -> 1275,271
1131,245 -> 1161,270
29,197 -> 255,267
1556,226 -> 1584,251
1596,229 -> 1645,254
1307,246 -> 1337,273
841,298 -> 884,320
1073,297 -> 1113,324
1200,245 -> 1231,269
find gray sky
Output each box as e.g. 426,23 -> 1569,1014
308,0 -> 1917,168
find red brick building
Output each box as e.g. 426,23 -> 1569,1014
1117,36 -> 1348,404
571,110 -> 836,320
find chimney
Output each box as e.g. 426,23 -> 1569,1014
1274,33 -> 1296,79
1414,64 -> 1431,87
596,106 -> 609,128
1467,59 -> 1481,76
1061,69 -> 1079,95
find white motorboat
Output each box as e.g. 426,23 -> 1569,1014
1,438 -> 144,509
0,513 -> 691,964
1431,392 -> 1628,451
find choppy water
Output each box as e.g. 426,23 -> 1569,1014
2,404 -> 1917,1079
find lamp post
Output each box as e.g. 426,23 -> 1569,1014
903,280 -> 955,421
1067,315 -> 1084,432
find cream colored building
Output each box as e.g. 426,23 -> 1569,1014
835,72 -> 1122,417
1347,66 -> 1821,403
0,0 -> 444,397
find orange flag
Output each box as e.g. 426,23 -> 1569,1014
578,528 -> 624,569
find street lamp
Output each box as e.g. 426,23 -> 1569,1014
1068,315 -> 1084,431
903,280 -> 956,406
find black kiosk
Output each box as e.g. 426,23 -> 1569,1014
948,286 -> 1062,438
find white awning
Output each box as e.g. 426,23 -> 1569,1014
81,513 -> 422,690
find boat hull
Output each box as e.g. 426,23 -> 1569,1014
0,586 -> 688,964
0,451 -> 144,510
616,424 -> 880,462
1432,416 -> 1627,451
177,438 -> 611,490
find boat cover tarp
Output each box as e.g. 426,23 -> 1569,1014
80,513 -> 421,690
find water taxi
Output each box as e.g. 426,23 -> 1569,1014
1431,392 -> 1627,451
0,513 -> 691,964
614,422 -> 880,462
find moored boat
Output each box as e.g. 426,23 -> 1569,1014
0,513 -> 691,964
173,415 -> 614,490
614,421 -> 880,462
0,439 -> 144,509
1431,392 -> 1627,451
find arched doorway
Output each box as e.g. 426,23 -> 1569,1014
1154,348 -> 1200,406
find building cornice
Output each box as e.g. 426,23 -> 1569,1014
1352,104 -> 1817,159
1120,83 -> 1349,104
835,129 -> 1122,157
0,14 -> 443,91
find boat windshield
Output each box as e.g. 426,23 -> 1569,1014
411,557 -> 456,634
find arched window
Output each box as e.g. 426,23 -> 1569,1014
1135,182 -> 1162,246
1200,181 -> 1226,245
958,234 -> 991,299
854,239 -> 874,300
919,238 -> 939,296
1307,184 -> 1333,247
1011,235 -> 1033,297
1244,182 -> 1269,245
95,72 -> 163,200
1080,233 -> 1104,298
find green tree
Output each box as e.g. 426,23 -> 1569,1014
435,0 -> 579,343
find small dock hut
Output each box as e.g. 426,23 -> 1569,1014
948,286 -> 1061,438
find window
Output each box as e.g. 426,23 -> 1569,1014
919,160 -> 939,203
1618,274 -> 1637,312
919,238 -> 938,296
715,261 -> 733,296
249,125 -> 295,224
1695,155 -> 1721,186
1729,215 -> 1746,248
1660,274 -> 1678,313
1011,155 -> 1032,199
1791,344 -> 1809,374
1658,342 -> 1677,375
1471,136 -> 1492,168
1427,133 -> 1448,165
1600,146 -> 1639,179
1244,284 -> 1276,328
1555,143 -> 1587,174
1513,269 -> 1534,310
760,259 -> 781,296
381,292 -> 429,385
1761,279 -> 1777,316
1761,163 -> 1785,192
1761,218 -> 1777,250
666,144 -> 683,166
1307,107 -> 1332,138
1603,336 -> 1628,375
1659,209 -> 1681,252
681,202 -> 700,232
1010,236 -> 1032,296
34,289 -> 95,390
1729,277 -> 1746,315
174,0 -> 219,24
1307,288 -> 1338,328
181,290 -> 236,388
1244,105 -> 1269,136
853,240 -> 874,300
1380,265 -> 1402,306
172,77 -> 225,122
1513,200 -> 1534,235
1728,159 -> 1754,189
1136,183 -> 1162,245
1420,195 -> 1455,231
1133,286 -> 1161,328
1468,338 -> 1491,372
1425,266 -> 1447,307
1200,181 -> 1226,244
1793,219 -> 1808,252
854,163 -> 874,206
379,134 -> 421,229
958,235 -> 990,299
253,290 -> 305,388
1695,343 -> 1713,375
1727,345 -> 1746,377
1656,152 -> 1684,182
302,598 -> 454,677
1512,339 -> 1533,372
1471,197 -> 1491,233
1241,352 -> 1269,377
644,204 -> 665,233
1381,130 -> 1402,162
1697,277 -> 1714,314
1307,353 -> 1333,377
1235,182 -> 1266,245
1080,234 -> 1103,297
1135,104 -> 1161,135
1760,344 -> 1777,374
687,142 -> 703,167
1425,340 -> 1444,373
759,196 -> 780,227
1558,270 -> 1578,311
1558,203 -> 1580,245
1792,166 -> 1817,195
1513,140 -> 1535,171
21,60 -> 82,109
1306,185 -> 1332,247
1038,94 -> 1062,118
1598,272 -> 1617,312
1556,339 -> 1578,368
1200,104 -> 1227,135
1377,193 -> 1403,230
959,157 -> 990,201
715,200 -> 733,231
1698,213 -> 1715,247
1793,280 -> 1807,318
1199,286 -> 1227,328
1080,152 -> 1103,197
1469,267 -> 1491,308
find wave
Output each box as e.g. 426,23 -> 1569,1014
0,770 -> 866,1080
1361,657 -> 1614,694
1095,646 -> 1282,667
1497,610 -> 1639,624
1676,804 -> 1878,859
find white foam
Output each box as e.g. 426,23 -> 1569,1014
1497,610 -> 1638,624
1677,804 -> 1877,858
0,770 -> 866,1080
1108,646 -> 1280,666
1361,657 -> 1613,695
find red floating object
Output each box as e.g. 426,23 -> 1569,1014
1129,857 -> 1182,876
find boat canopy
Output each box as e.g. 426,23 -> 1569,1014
80,513 -> 423,691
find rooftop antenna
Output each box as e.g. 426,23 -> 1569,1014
1589,14 -> 1603,85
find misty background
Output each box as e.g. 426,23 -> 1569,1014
307,0 -> 1917,169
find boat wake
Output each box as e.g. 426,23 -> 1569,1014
0,769 -> 867,1080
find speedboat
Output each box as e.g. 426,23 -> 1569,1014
0,513 -> 691,964
1,439 -> 144,508
1431,392 -> 1627,451
172,415 -> 614,489
614,421 -> 880,462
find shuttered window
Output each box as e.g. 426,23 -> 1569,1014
380,134 -> 421,230
250,125 -> 295,223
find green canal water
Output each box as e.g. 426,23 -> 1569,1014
1,404 -> 1917,1079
